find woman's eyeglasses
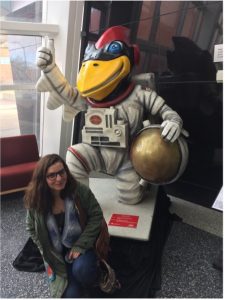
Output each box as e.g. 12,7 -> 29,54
46,168 -> 66,181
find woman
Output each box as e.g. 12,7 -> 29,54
24,154 -> 104,298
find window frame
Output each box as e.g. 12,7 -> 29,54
0,1 -> 85,158
0,20 -> 59,91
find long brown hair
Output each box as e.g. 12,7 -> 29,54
24,154 -> 77,214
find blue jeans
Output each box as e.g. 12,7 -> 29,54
62,249 -> 98,298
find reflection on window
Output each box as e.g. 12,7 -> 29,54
155,1 -> 182,48
0,0 -> 42,22
148,53 -> 167,74
181,5 -> 200,39
0,90 -> 40,139
0,36 -> 13,84
89,8 -> 101,34
0,91 -> 20,136
137,2 -> 156,41
1,35 -> 41,85
0,35 -> 41,145
134,51 -> 145,75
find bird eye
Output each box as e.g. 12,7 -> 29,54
106,41 -> 123,54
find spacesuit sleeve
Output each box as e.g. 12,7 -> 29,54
36,43 -> 86,122
141,88 -> 183,142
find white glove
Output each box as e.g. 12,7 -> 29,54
161,120 -> 181,143
36,39 -> 55,72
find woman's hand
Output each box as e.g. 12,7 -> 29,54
68,250 -> 81,260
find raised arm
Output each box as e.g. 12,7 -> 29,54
36,38 -> 83,121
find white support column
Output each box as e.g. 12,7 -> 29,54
59,1 -> 85,159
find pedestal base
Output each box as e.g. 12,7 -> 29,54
89,177 -> 158,241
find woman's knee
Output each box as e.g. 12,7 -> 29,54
62,281 -> 82,298
72,250 -> 98,285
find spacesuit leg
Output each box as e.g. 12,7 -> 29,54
98,148 -> 144,204
66,143 -> 105,186
115,160 -> 144,205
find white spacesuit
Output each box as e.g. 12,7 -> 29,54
36,26 -> 184,205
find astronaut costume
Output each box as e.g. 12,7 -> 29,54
36,26 -> 184,205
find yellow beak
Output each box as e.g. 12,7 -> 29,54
77,56 -> 130,101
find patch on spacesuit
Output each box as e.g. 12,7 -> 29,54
82,107 -> 128,148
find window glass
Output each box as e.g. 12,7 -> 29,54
0,90 -> 41,143
0,0 -> 43,144
0,36 -> 13,84
89,7 -> 101,34
134,51 -> 146,75
137,2 -> 156,41
155,1 -> 182,48
0,0 -> 42,22
1,35 -> 41,85
181,5 -> 200,38
0,35 -> 41,146
0,90 -> 20,136
148,53 -> 167,74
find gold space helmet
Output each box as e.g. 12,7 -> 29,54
130,125 -> 189,184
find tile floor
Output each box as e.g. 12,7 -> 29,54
0,179 -> 223,298
168,195 -> 222,237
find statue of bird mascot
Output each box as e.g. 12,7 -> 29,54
36,26 -> 188,205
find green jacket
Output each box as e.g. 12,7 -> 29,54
26,182 -> 103,298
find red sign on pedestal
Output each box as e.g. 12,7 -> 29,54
108,214 -> 139,228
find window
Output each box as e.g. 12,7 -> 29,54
0,0 -> 42,22
148,53 -> 167,74
0,1 -> 42,147
181,3 -> 201,39
155,1 -> 182,48
137,2 -> 156,41
0,35 -> 41,139
89,8 -> 101,34
1,1 -> 84,157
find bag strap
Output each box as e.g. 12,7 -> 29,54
95,219 -> 110,261
99,259 -> 121,291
